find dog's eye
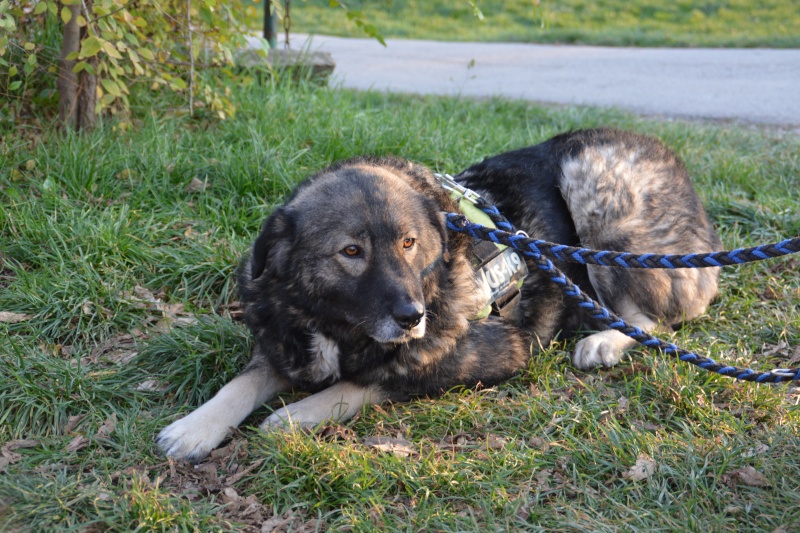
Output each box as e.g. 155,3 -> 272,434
403,238 -> 416,249
342,245 -> 361,257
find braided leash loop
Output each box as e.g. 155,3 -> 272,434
445,205 -> 800,383
447,211 -> 800,269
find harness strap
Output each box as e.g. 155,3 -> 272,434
434,173 -> 528,323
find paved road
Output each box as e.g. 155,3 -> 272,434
255,34 -> 800,126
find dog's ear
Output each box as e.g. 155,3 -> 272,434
250,207 -> 295,280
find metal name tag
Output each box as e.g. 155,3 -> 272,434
477,248 -> 528,305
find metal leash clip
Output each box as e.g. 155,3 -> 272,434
434,173 -> 483,205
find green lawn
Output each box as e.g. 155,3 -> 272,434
286,0 -> 800,48
1,80 -> 799,530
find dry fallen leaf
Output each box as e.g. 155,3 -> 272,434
741,443 -> 769,459
787,345 -> 800,367
3,439 -> 40,452
96,414 -> 117,439
528,436 -> 551,451
363,436 -> 417,458
0,439 -> 40,471
761,341 -> 790,358
485,434 -> 508,450
729,466 -> 771,487
63,414 -> 87,434
136,379 -> 168,392
622,455 -> 657,481
223,459 -> 265,487
185,177 -> 210,192
535,468 -> 553,491
0,311 -> 33,323
66,435 -> 89,453
616,396 -> 629,414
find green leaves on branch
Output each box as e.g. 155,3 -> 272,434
1,0 -> 252,118
80,36 -> 104,59
328,0 -> 386,46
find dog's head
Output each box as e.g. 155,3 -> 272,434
246,157 -> 456,345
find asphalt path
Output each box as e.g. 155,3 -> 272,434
255,34 -> 800,126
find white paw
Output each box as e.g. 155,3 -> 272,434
156,411 -> 231,463
572,330 -> 632,370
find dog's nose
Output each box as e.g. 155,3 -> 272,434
393,302 -> 424,330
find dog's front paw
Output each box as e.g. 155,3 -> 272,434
572,330 -> 632,369
156,412 -> 231,463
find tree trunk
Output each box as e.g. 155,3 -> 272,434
57,1 -> 97,131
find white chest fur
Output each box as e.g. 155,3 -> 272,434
307,332 -> 341,382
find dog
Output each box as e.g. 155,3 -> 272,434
157,128 -> 722,462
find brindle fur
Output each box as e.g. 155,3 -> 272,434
157,128 -> 721,462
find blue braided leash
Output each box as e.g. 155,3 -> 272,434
445,210 -> 800,384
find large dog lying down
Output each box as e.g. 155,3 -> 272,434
158,128 -> 721,462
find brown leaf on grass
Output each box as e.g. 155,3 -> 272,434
485,433 -> 508,450
122,287 -> 192,317
34,462 -> 66,474
66,435 -> 89,453
63,413 -> 88,434
186,177 -> 210,192
220,300 -> 244,321
762,285 -> 782,300
761,341 -> 790,358
120,286 -> 199,333
534,467 -> 568,493
728,466 -> 771,487
445,433 -> 472,446
436,433 -> 478,453
104,348 -> 139,366
622,455 -> 657,481
90,333 -> 137,359
0,311 -> 32,323
315,425 -> 358,443
154,315 -> 198,332
363,436 -> 417,458
787,345 -> 800,367
528,436 -> 551,451
616,396 -> 630,414
768,257 -> 799,275
86,300 -> 112,319
3,439 -> 40,452
223,459 -> 265,487
136,379 -> 168,392
260,510 -> 324,533
96,414 -> 117,439
630,419 -> 662,432
741,443 -> 769,459
0,439 -> 40,470
535,468 -> 554,491
121,285 -> 159,309
603,362 -> 651,381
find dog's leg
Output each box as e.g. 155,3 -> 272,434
263,381 -> 386,429
572,297 -> 660,369
157,362 -> 290,462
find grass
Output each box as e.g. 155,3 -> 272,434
1,78 -> 799,531
286,0 -> 800,48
